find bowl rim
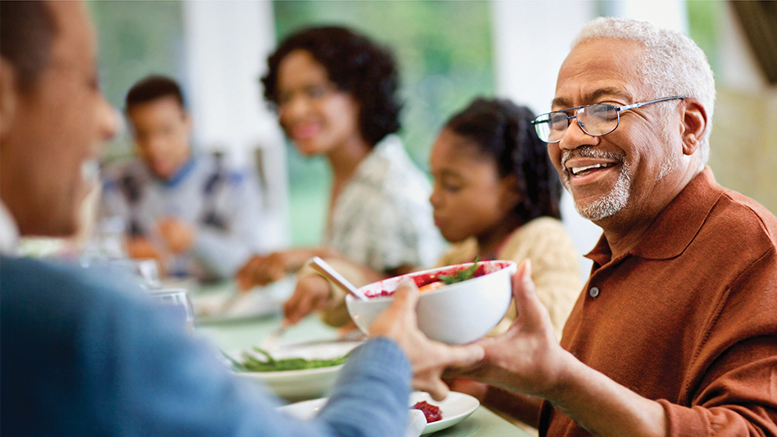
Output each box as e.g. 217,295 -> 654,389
348,259 -> 517,302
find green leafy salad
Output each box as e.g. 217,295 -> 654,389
233,347 -> 349,372
436,256 -> 480,285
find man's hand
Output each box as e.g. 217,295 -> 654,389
157,217 -> 195,254
462,260 -> 569,398
457,260 -> 667,436
446,378 -> 489,401
282,274 -> 333,325
369,279 -> 485,401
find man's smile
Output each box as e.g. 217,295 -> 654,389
561,149 -> 624,186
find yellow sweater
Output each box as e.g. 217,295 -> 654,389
314,217 -> 581,340
435,217 -> 581,340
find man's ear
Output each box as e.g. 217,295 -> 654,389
0,58 -> 18,141
680,98 -> 707,156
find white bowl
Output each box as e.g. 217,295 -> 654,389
346,260 -> 516,344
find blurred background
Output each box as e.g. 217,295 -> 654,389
90,0 -> 777,275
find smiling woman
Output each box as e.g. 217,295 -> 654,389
235,26 -> 445,294
273,2 -> 495,247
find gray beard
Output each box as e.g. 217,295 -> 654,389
572,164 -> 631,221
561,147 -> 631,221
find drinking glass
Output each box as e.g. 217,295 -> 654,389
105,258 -> 162,289
149,288 -> 196,334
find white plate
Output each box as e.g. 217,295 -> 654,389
278,399 -> 426,437
232,340 -> 363,401
277,391 -> 479,435
192,277 -> 295,323
410,391 -> 479,435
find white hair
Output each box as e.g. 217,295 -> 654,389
573,17 -> 716,165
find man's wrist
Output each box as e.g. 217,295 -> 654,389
538,348 -> 581,404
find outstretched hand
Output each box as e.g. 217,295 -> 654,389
461,260 -> 571,399
369,279 -> 485,400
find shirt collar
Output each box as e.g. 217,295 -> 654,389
350,135 -> 405,183
586,167 -> 723,265
0,200 -> 20,256
161,156 -> 197,188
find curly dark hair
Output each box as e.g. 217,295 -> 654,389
445,98 -> 562,221
262,26 -> 402,147
125,75 -> 186,112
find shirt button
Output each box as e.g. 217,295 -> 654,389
589,286 -> 600,298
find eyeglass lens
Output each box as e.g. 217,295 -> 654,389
544,104 -> 619,143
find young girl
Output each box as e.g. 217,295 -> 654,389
236,26 -> 444,290
427,98 -> 580,338
285,98 -> 581,340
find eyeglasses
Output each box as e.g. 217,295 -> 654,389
531,96 -> 685,143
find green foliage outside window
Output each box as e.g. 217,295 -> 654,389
89,1 -> 185,164
686,1 -> 723,74
87,1 -> 495,247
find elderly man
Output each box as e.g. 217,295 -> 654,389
459,17 -> 777,436
100,75 -> 276,280
0,2 -> 483,435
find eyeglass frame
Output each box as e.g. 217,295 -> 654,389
531,96 -> 686,144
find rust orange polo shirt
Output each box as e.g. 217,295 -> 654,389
540,168 -> 777,436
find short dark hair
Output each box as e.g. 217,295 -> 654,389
445,98 -> 562,221
262,26 -> 401,147
125,75 -> 186,112
0,1 -> 58,92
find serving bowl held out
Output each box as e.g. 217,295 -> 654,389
345,260 -> 517,345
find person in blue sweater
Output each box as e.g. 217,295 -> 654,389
101,75 -> 280,281
0,2 -> 484,435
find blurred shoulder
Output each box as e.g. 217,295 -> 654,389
714,189 -> 777,245
519,216 -> 570,235
435,238 -> 477,267
360,135 -> 429,188
1,256 -> 146,314
501,217 -> 579,262
514,217 -> 575,246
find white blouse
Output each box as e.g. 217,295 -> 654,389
325,135 -> 445,272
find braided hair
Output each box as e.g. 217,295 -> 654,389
445,98 -> 562,221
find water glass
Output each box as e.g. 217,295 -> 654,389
149,288 -> 195,334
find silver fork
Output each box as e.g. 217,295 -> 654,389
258,325 -> 287,351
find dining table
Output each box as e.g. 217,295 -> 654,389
191,280 -> 532,437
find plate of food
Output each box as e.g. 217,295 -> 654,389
276,391 -> 479,436
229,340 -> 363,401
192,276 -> 296,323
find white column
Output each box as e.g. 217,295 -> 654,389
182,0 -> 289,249
603,0 -> 688,34
491,1 -> 596,116
491,1 -> 601,280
